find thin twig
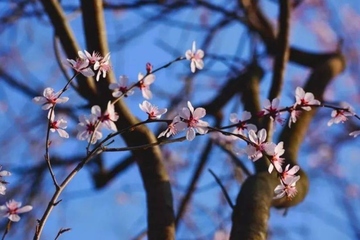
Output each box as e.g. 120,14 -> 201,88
208,169 -> 234,209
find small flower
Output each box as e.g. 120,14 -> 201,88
350,130 -> 360,137
327,103 -> 355,126
33,88 -> 69,110
76,114 -> 102,144
280,164 -> 300,182
294,87 -> 321,111
185,41 -> 204,73
266,141 -> 285,174
229,111 -> 257,137
274,175 -> 300,200
0,166 -> 10,195
109,75 -> 134,98
137,73 -> 155,99
288,107 -> 301,128
66,58 -> 95,77
158,116 -> 182,138
139,100 -> 167,120
78,50 -> 102,65
245,129 -> 273,161
94,52 -> 111,81
263,98 -> 284,124
48,111 -> 69,138
92,101 -> 119,131
0,200 -> 32,222
177,101 -> 209,141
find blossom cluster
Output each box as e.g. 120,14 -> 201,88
31,39 -> 360,217
0,166 -> 32,222
66,50 -> 111,81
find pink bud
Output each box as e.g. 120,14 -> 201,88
146,62 -> 153,74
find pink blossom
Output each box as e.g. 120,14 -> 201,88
94,53 -> 111,81
33,88 -> 69,110
109,75 -> 134,98
266,141 -> 285,174
158,116 -> 182,138
0,200 -> 32,222
78,50 -> 102,65
139,100 -> 167,120
76,114 -> 102,144
263,98 -> 284,124
185,41 -> 204,73
273,175 -> 300,200
177,101 -> 209,141
0,166 -> 10,195
48,111 -> 69,138
280,164 -> 300,182
294,87 -> 321,111
288,108 -> 301,128
245,129 -> 273,161
66,58 -> 95,77
92,101 -> 119,132
327,103 -> 355,126
138,73 -> 155,99
229,111 -> 257,136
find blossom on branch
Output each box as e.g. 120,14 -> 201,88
262,98 -> 284,124
94,53 -> 111,81
66,58 -> 94,77
32,88 -> 69,110
92,101 -> 119,132
76,114 -> 102,144
245,129 -> 274,161
185,41 -> 204,73
109,75 -> 134,98
327,103 -> 355,126
177,101 -> 209,141
274,175 -> 300,200
48,111 -> 69,138
139,100 -> 167,120
0,200 -> 32,222
266,141 -> 285,174
0,166 -> 10,195
137,73 -> 155,99
78,50 -> 102,65
294,87 -> 321,111
158,116 -> 182,138
229,111 -> 257,137
280,164 -> 300,182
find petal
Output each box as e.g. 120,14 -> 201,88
241,111 -> 251,121
57,129 -> 69,138
229,113 -> 239,123
187,101 -> 194,114
16,205 -> 33,214
185,50 -> 192,60
268,164 -> 274,174
186,128 -> 196,141
193,107 -> 206,119
9,214 -> 20,222
179,107 -> 190,119
91,105 -> 102,117
257,129 -> 267,143
248,130 -> 258,144
196,49 -> 204,58
195,59 -> 204,70
190,61 -> 196,73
